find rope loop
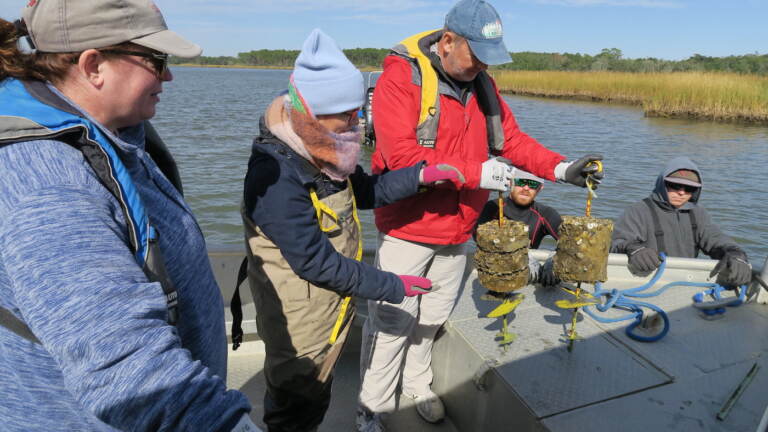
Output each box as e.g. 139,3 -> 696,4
583,253 -> 747,343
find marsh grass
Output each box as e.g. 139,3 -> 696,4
491,71 -> 768,124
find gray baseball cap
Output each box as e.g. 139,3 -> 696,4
22,0 -> 201,58
512,168 -> 545,184
445,0 -> 511,66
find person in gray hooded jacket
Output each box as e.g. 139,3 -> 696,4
611,156 -> 751,286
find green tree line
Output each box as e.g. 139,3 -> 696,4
171,48 -> 768,75
497,48 -> 768,75
171,48 -> 390,68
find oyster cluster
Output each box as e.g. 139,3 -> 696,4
475,220 -> 530,292
553,216 -> 613,283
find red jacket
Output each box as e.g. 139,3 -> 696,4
371,55 -> 566,245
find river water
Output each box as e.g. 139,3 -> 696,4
153,67 -> 768,263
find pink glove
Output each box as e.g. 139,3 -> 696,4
419,164 -> 466,185
399,275 -> 433,297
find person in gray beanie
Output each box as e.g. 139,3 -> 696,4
0,1 -> 259,431
238,28 -> 465,432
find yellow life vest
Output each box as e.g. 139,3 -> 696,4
391,30 -> 506,152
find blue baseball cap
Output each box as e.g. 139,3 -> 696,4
445,0 -> 511,66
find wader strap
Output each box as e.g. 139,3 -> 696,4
689,210 -> 698,256
643,198 -> 666,255
328,180 -> 362,345
230,257 -> 248,351
643,197 -> 699,257
144,120 -> 184,196
0,306 -> 41,344
309,189 -> 342,233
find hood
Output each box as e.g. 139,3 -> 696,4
651,156 -> 702,210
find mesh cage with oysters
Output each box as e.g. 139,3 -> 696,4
553,216 -> 613,283
475,220 -> 530,292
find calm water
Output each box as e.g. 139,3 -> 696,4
154,67 -> 768,263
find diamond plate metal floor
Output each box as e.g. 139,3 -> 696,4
227,322 -> 459,432
431,251 -> 768,432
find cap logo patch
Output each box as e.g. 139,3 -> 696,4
27,0 -> 37,7
481,20 -> 503,39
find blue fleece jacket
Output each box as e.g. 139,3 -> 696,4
0,83 -> 250,431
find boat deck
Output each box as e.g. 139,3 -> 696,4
213,249 -> 768,431
227,325 -> 459,431
432,250 -> 768,432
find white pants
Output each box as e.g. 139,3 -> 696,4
358,234 -> 468,413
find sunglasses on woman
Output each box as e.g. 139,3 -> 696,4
665,182 -> 698,193
100,49 -> 169,77
514,178 -> 542,189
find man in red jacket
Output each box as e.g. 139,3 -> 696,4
356,1 -> 604,430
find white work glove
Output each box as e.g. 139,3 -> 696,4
527,250 -> 542,284
231,414 -> 262,432
480,157 -> 513,192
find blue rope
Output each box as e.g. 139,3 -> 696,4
583,253 -> 746,343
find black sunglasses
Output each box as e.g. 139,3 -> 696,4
100,49 -> 169,77
514,178 -> 541,189
665,181 -> 698,193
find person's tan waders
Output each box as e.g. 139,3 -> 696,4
242,180 -> 362,431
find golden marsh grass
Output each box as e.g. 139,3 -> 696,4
491,71 -> 768,124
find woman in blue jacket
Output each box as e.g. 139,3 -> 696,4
0,3 -> 258,431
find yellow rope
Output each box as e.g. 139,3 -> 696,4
569,160 -> 604,351
584,161 -> 602,218
498,192 -> 504,227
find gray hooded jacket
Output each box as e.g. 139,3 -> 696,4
611,156 -> 744,261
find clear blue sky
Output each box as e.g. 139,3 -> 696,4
1,0 -> 765,60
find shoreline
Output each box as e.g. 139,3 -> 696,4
492,71 -> 768,126
170,66 -> 768,126
171,64 -> 381,72
172,64 -> 291,70
500,89 -> 768,125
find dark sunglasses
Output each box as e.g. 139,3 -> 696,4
100,49 -> 169,77
665,182 -> 698,193
514,178 -> 541,189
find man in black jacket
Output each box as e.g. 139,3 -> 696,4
611,156 -> 751,286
